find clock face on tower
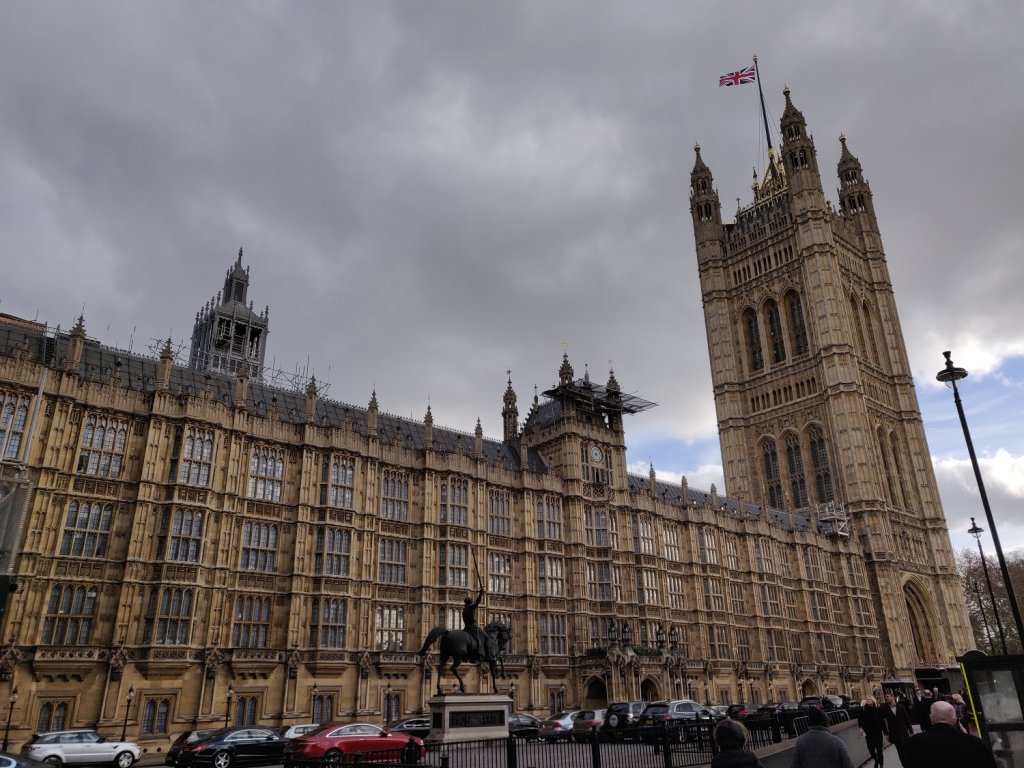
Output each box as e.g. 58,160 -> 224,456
590,445 -> 604,463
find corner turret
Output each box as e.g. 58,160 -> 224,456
780,87 -> 826,214
690,144 -> 725,266
502,371 -> 519,443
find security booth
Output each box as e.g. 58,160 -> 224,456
959,650 -> 1024,768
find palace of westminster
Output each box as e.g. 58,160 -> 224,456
0,89 -> 972,747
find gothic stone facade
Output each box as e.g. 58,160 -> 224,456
0,90 -> 969,750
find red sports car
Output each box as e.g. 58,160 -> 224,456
283,723 -> 424,765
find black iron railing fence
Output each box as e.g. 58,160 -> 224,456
284,717 -> 801,768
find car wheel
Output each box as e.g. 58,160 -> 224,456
324,750 -> 342,764
44,758 -> 62,767
213,752 -> 232,768
114,752 -> 136,768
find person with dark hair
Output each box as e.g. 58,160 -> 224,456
881,691 -> 914,766
790,707 -> 853,768
858,696 -> 887,768
711,718 -> 763,768
904,700 -> 997,768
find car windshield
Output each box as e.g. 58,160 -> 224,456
644,705 -> 668,715
549,712 -> 574,721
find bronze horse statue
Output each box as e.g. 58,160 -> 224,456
417,620 -> 510,694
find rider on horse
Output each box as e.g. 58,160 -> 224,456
462,587 -> 491,662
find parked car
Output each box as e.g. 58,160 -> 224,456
798,695 -> 841,711
538,711 -> 580,743
283,723 -> 423,766
570,710 -> 606,743
708,705 -> 729,721
275,725 -> 319,741
166,732 -> 215,766
507,713 -> 541,740
725,703 -> 758,720
637,700 -> 715,742
22,731 -> 140,768
383,718 -> 431,740
170,727 -> 287,768
602,701 -> 647,741
0,754 -> 51,768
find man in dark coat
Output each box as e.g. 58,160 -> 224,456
858,696 -> 887,768
904,700 -> 997,768
916,689 -> 934,731
880,692 -> 913,766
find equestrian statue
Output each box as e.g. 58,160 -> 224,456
417,560 -> 511,694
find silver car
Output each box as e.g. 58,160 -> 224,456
22,730 -> 140,768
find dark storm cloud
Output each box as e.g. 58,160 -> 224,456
1,2 -> 1022,535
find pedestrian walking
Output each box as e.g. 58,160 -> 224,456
711,718 -> 763,768
880,692 -> 913,767
858,696 -> 886,768
790,707 -> 853,768
904,700 -> 997,768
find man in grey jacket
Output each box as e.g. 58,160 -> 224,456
790,707 -> 854,768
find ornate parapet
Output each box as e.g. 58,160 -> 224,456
31,646 -> 104,682
305,649 -> 352,677
230,648 -> 283,679
136,646 -> 200,679
373,650 -> 419,676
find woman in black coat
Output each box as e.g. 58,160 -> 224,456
858,696 -> 887,768
711,718 -> 763,768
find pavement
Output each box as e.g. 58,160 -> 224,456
857,741 -> 902,768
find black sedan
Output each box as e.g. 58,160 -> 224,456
171,727 -> 287,768
508,713 -> 541,739
385,718 -> 431,740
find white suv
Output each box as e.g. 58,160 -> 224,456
22,730 -> 140,768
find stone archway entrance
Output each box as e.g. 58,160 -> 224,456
801,679 -> 817,697
640,678 -> 659,702
583,676 -> 609,708
904,580 -> 938,663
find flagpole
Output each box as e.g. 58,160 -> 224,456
753,55 -> 773,152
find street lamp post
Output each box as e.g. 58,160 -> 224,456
968,517 -> 1007,654
973,581 -> 996,655
2,687 -> 18,752
939,352 -> 1024,650
311,683 -> 319,724
225,684 -> 234,728
120,686 -> 135,741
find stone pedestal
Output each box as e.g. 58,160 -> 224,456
426,693 -> 512,743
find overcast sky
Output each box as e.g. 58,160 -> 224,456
2,1 -> 1022,557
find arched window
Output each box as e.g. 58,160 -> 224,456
809,427 -> 835,503
786,292 -> 809,356
313,693 -> 335,725
233,696 -> 258,726
745,309 -> 764,372
142,698 -> 171,734
785,433 -> 809,509
41,585 -> 97,645
37,701 -> 70,732
762,440 -> 784,509
765,300 -> 786,363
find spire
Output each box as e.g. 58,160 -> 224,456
606,367 -> 620,393
156,337 -> 174,390
367,389 -> 378,437
65,315 -> 87,373
502,370 -> 519,443
837,134 -> 876,220
423,403 -> 433,449
690,144 -> 723,261
779,86 -> 825,212
558,352 -> 574,386
304,375 -> 318,421
649,462 -> 657,493
474,418 -> 484,458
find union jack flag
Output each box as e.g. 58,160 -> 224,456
719,65 -> 756,87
